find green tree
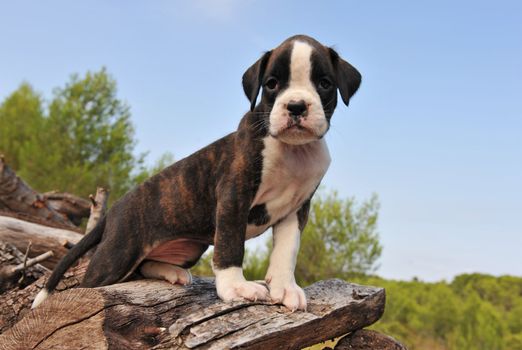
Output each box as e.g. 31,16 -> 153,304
296,192 -> 382,285
451,291 -> 506,350
1,69 -> 148,202
25,68 -> 144,200
0,83 -> 44,171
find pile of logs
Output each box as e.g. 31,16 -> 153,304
0,157 -> 107,333
0,157 -> 406,349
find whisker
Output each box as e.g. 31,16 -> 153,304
322,98 -> 337,109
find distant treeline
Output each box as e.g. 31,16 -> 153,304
354,273 -> 522,350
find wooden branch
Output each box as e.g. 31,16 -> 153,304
85,187 -> 108,235
0,241 -> 48,293
9,251 -> 53,275
43,191 -> 91,226
333,329 -> 407,350
0,216 -> 82,269
0,278 -> 385,349
0,159 -> 74,227
0,262 -> 87,334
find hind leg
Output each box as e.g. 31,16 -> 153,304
81,241 -> 143,287
140,261 -> 192,285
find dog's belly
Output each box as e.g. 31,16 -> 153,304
145,238 -> 208,266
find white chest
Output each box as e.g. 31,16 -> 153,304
246,137 -> 331,239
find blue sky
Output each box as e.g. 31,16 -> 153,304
1,1 -> 521,281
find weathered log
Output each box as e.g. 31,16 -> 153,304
0,278 -> 385,349
0,262 -> 87,334
333,330 -> 407,350
0,216 -> 82,269
0,210 -> 83,232
0,241 -> 49,293
0,158 -> 74,227
43,191 -> 91,226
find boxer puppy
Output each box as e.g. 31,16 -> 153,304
33,34 -> 361,311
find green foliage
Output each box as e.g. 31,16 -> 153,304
352,274 -> 522,350
0,83 -> 44,171
0,69 -> 152,202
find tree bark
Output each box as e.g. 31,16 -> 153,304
0,158 -> 74,228
0,278 -> 385,350
0,216 -> 82,269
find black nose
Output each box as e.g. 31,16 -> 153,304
287,100 -> 307,117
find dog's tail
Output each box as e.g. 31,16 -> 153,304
31,216 -> 106,308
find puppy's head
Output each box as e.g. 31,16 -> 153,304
243,35 -> 361,145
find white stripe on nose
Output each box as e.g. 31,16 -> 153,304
289,41 -> 313,88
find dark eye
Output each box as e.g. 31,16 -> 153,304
319,78 -> 332,90
265,77 -> 279,90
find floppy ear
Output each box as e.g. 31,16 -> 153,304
242,51 -> 271,111
329,48 -> 362,106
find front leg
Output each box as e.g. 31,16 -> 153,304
265,211 -> 307,311
212,186 -> 269,302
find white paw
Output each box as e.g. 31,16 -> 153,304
268,278 -> 307,311
217,280 -> 269,302
214,267 -> 269,302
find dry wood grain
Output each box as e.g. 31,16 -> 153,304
0,262 -> 87,334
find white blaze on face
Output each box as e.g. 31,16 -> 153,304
269,41 -> 328,145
